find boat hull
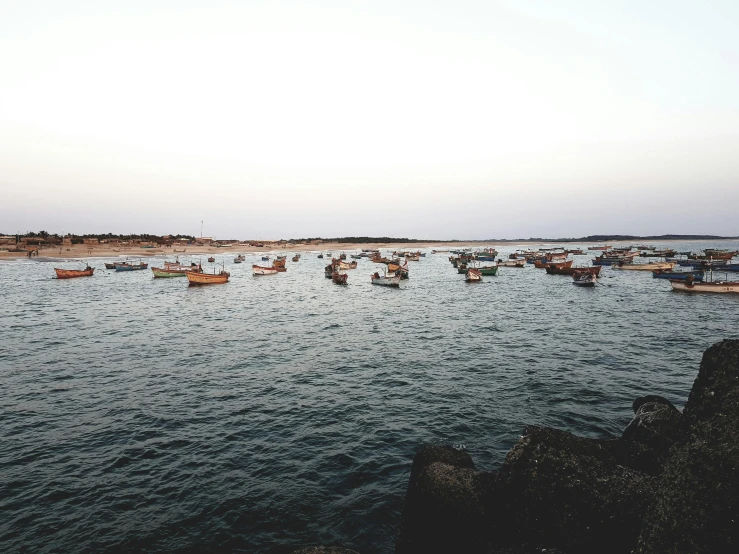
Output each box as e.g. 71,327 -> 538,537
545,266 -> 601,276
252,265 -> 278,275
652,270 -> 704,281
670,280 -> 739,293
151,268 -> 188,278
332,272 -> 348,285
614,262 -> 675,271
371,275 -> 401,287
187,271 -> 229,285
55,268 -> 95,279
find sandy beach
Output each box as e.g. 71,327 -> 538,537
0,241 -> 519,261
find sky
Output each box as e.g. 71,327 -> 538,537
1,0 -> 738,240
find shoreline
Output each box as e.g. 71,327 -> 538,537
2,238 -> 737,261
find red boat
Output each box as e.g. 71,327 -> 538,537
534,259 -> 573,269
332,271 -> 348,285
54,266 -> 95,279
545,265 -> 601,276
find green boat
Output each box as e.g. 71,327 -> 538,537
458,265 -> 499,276
151,267 -> 188,278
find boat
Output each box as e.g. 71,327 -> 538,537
115,262 -> 148,271
534,259 -> 573,269
317,253 -> 324,259
545,265 -> 601,276
235,254 -> 246,262
272,259 -> 287,272
652,269 -> 704,281
104,262 -> 117,269
670,278 -> 739,293
497,259 -> 526,268
54,266 -> 95,279
387,262 -> 409,279
588,245 -> 612,251
339,261 -> 357,270
465,268 -> 483,283
405,252 -> 421,261
332,271 -> 348,285
722,263 -> 739,272
371,271 -> 401,287
233,257 -> 242,264
292,255 -> 300,262
324,264 -> 334,278
151,263 -> 203,278
613,261 -> 675,271
187,268 -> 230,285
572,272 -> 596,287
252,265 -> 278,275
261,256 -> 270,262
207,256 -> 215,263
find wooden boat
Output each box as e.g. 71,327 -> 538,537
115,262 -> 148,271
235,254 -> 246,262
545,265 -> 601,276
689,250 -> 738,260
405,252 -> 421,261
152,268 -> 188,278
534,259 -> 573,269
350,254 -> 362,259
261,256 -> 270,261
252,265 -> 278,275
272,259 -> 287,272
465,268 -> 483,283
339,260 -> 357,270
387,262 -> 409,279
339,253 -> 347,260
332,271 -> 348,285
233,257 -> 242,264
207,256 -> 215,263
670,279 -> 739,293
497,259 -> 526,268
187,269 -> 230,285
460,265 -> 498,276
613,261 -> 675,271
55,266 -> 95,279
104,262 -> 117,269
371,271 -> 401,287
317,253 -> 324,259
292,255 -> 300,262
324,264 -> 334,278
652,269 -> 703,281
565,249 -> 584,255
588,245 -> 612,250
572,272 -> 596,287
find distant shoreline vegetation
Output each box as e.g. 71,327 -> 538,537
2,232 -> 737,244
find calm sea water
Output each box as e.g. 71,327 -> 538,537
2,241 -> 738,553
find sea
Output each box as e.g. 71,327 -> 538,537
2,241 -> 738,553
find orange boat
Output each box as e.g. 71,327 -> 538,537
186,269 -> 230,285
55,266 -> 95,279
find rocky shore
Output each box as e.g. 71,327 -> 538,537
394,339 -> 739,553
296,339 -> 738,553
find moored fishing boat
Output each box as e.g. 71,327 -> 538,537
614,261 -> 675,271
272,259 -> 287,272
465,268 -> 483,283
292,255 -> 300,262
652,269 -> 704,281
588,245 -> 612,251
332,271 -> 348,285
187,268 -> 230,285
534,259 -> 573,269
572,272 -> 596,287
252,265 -> 278,276
371,271 -> 401,287
670,279 -> 739,293
497,259 -> 526,268
339,260 -> 357,270
545,265 -> 601,276
207,256 -> 215,263
54,266 -> 95,279
324,264 -> 334,278
317,253 -> 324,259
115,261 -> 148,271
233,257 -> 242,264
104,262 -> 117,269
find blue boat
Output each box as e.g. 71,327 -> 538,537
652,269 -> 703,281
721,263 -> 739,272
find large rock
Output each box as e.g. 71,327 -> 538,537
395,445 -> 492,554
493,426 -> 657,553
292,546 -> 358,554
636,339 -> 739,553
620,394 -> 683,472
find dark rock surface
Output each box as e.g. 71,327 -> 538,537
636,339 -> 739,553
395,339 -> 739,554
292,546 -> 358,554
395,445 -> 493,554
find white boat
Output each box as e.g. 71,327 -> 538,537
252,265 -> 278,276
572,273 -> 596,287
465,268 -> 482,283
613,261 -> 675,271
371,272 -> 401,287
497,260 -> 526,268
670,280 -> 739,293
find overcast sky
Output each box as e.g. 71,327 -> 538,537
1,0 -> 737,239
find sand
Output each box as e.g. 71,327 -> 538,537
0,241 -> 510,261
